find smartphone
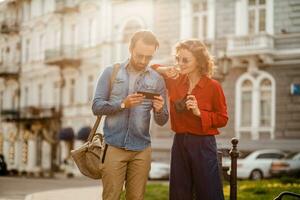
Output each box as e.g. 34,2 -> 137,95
137,91 -> 160,100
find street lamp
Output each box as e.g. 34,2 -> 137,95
218,53 -> 231,76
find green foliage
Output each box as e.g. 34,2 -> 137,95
224,179 -> 300,200
120,179 -> 300,200
120,182 -> 169,200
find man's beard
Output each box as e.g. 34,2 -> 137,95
130,58 -> 147,71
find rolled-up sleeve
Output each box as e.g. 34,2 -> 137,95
200,82 -> 228,132
92,67 -> 123,116
153,76 -> 169,126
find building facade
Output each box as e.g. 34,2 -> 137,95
0,0 -> 300,174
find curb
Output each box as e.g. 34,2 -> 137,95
24,186 -> 102,200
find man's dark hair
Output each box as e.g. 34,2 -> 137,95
129,30 -> 159,50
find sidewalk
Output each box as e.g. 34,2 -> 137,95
24,186 -> 102,200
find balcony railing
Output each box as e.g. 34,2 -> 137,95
1,106 -> 61,122
55,0 -> 79,14
0,62 -> 20,79
21,106 -> 60,120
0,20 -> 19,34
45,45 -> 81,67
227,34 -> 274,57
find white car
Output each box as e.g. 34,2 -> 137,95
270,152 -> 300,177
235,149 -> 286,180
149,162 -> 170,180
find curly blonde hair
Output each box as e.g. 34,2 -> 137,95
175,39 -> 215,77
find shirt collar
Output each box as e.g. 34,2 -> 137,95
197,75 -> 209,88
182,74 -> 209,89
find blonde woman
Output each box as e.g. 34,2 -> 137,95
152,39 -> 228,200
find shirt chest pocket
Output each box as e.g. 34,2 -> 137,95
111,78 -> 125,96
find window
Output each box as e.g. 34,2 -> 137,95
87,75 -> 94,102
69,79 -> 75,105
23,2 -> 31,21
38,84 -> 43,106
180,0 -> 215,39
24,87 -> 29,107
41,0 -> 45,15
192,1 -> 208,39
88,19 -> 97,47
236,71 -> 275,140
0,48 -> 3,63
248,0 -> 266,34
241,81 -> 253,127
12,90 -> 18,110
54,30 -> 61,49
39,34 -> 45,60
0,91 -> 3,111
260,79 -> 271,126
71,24 -> 78,46
53,81 -> 60,108
256,153 -> 284,159
25,39 -> 30,62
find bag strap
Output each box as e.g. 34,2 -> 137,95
87,63 -> 121,142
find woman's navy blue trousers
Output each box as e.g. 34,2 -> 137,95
169,133 -> 224,200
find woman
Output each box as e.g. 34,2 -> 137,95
152,39 -> 228,200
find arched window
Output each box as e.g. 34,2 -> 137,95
236,71 -> 275,140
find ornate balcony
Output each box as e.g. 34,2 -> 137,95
0,62 -> 20,80
0,109 -> 19,121
44,45 -> 81,68
1,106 -> 61,122
0,20 -> 19,34
227,34 -> 274,57
55,0 -> 79,14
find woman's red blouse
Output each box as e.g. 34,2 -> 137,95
156,68 -> 228,136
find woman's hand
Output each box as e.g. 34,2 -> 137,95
185,95 -> 201,117
157,66 -> 180,79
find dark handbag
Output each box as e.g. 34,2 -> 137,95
71,63 -> 120,179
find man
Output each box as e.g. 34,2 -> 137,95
92,30 -> 169,200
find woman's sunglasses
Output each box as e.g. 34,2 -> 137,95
175,56 -> 192,64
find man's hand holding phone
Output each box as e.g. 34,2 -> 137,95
137,91 -> 164,112
122,92 -> 164,112
152,95 -> 164,113
122,93 -> 145,108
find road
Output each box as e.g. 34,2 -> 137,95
0,174 -> 99,200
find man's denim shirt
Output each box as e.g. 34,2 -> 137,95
92,60 -> 169,151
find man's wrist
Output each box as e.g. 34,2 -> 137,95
154,107 -> 163,114
120,101 -> 126,109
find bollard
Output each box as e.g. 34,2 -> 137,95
229,138 -> 239,200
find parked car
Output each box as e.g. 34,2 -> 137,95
149,162 -> 170,180
270,152 -> 300,177
235,149 -> 286,180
